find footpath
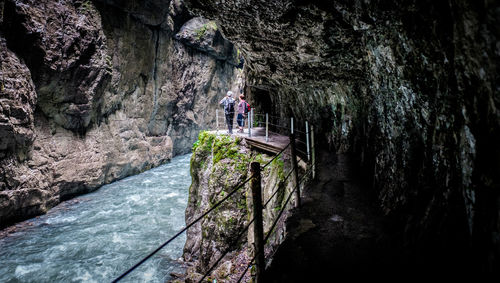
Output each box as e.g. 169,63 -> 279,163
264,150 -> 405,282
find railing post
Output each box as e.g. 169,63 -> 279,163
250,162 -> 265,283
290,117 -> 294,134
251,108 -> 254,132
290,133 -> 301,208
216,109 -> 219,133
248,110 -> 252,137
265,113 -> 269,142
306,121 -> 310,161
311,125 -> 316,179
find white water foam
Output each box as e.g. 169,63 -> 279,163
0,154 -> 192,283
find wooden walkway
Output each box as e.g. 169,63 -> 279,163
208,127 -> 290,154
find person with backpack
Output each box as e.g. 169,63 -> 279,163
219,91 -> 236,134
236,94 -> 250,133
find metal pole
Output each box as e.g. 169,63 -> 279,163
216,109 -> 219,133
290,117 -> 294,134
290,133 -> 300,208
248,109 -> 252,137
265,113 -> 269,142
306,121 -> 310,161
233,112 -> 236,135
250,162 -> 265,283
311,125 -> 316,179
251,108 -> 254,129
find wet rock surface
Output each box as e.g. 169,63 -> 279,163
2,0 -> 109,132
264,150 -> 473,281
0,37 -> 36,155
0,0 -> 242,227
184,0 -> 500,273
183,131 -> 300,282
175,17 -> 240,65
265,150 -> 388,281
0,0 -> 498,277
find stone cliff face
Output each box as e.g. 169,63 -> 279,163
185,0 -> 499,272
184,131 -> 300,282
0,0 -> 243,227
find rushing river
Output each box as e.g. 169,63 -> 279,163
0,154 -> 192,283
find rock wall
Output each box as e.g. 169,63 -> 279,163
185,0 -> 499,272
0,0 -> 243,227
184,131 -> 300,282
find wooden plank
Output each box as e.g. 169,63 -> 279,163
246,138 -> 281,154
207,127 -> 289,154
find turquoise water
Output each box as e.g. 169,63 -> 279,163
0,154 -> 192,283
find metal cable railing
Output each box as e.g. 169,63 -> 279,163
203,111 -> 316,282
264,168 -> 312,245
112,172 -> 255,282
199,218 -> 255,282
236,167 -> 312,282
196,142 -> 292,282
114,110 -> 316,283
261,142 -> 290,169
263,168 -> 295,208
215,109 -> 311,142
112,143 -> 296,282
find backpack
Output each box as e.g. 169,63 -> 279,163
224,97 -> 235,113
244,102 -> 251,114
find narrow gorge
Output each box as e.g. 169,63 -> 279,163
0,0 -> 499,281
0,0 -> 243,227
182,0 -> 499,277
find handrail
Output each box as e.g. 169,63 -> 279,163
199,218 -> 255,282
261,142 -> 290,169
112,171 -> 255,282
114,110 -> 316,282
263,167 -> 295,208
264,168 -> 312,246
236,167 -> 312,282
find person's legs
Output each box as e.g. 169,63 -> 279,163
225,113 -> 231,133
237,114 -> 244,132
229,112 -> 234,133
226,113 -> 234,134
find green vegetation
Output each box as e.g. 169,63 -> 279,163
274,203 -> 282,212
193,132 -> 272,176
188,130 -> 298,275
79,0 -> 94,14
272,155 -> 285,181
189,155 -> 200,185
212,134 -> 238,163
210,134 -> 250,174
207,21 -> 217,30
253,153 -> 268,165
237,194 -> 247,210
195,21 -> 218,40
192,131 -> 215,153
195,25 -> 207,40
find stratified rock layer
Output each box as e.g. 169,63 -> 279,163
184,0 -> 499,273
0,0 -> 242,227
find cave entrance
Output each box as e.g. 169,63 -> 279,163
247,86 -> 274,117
